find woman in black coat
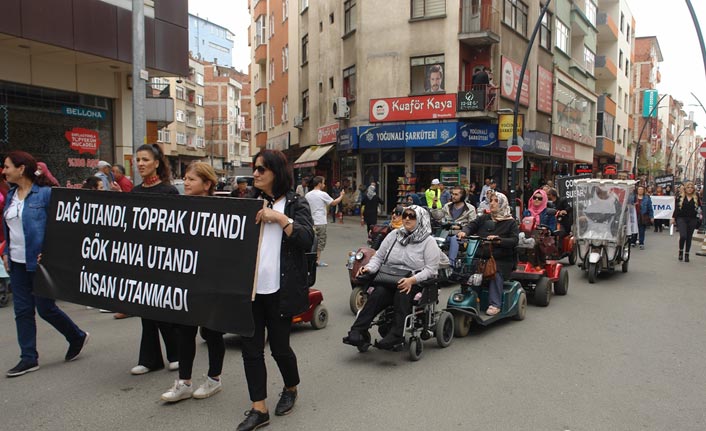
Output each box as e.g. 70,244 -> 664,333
236,150 -> 315,431
360,182 -> 383,233
457,191 -> 518,316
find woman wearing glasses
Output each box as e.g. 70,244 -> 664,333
671,181 -> 702,262
2,151 -> 89,377
235,150 -> 314,431
343,205 -> 440,350
128,144 -> 180,376
457,192 -> 519,316
523,189 -> 557,231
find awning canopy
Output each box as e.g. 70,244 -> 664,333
292,145 -> 334,168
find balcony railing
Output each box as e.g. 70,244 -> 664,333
146,82 -> 170,98
459,1 -> 500,46
457,84 -> 498,112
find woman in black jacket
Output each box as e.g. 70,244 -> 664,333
236,149 -> 315,431
671,181 -> 702,262
457,191 -> 518,316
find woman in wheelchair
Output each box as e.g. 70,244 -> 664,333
457,192 -> 518,316
523,189 -> 557,231
343,205 -> 440,350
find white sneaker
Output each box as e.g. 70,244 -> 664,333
161,380 -> 193,403
167,361 -> 179,371
130,365 -> 151,375
193,376 -> 222,399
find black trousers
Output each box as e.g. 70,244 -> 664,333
138,318 -> 179,370
677,217 -> 701,252
351,284 -> 419,338
176,325 -> 225,380
241,292 -> 299,402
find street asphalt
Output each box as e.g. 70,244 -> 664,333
0,217 -> 705,431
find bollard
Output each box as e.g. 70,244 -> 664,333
695,229 -> 706,257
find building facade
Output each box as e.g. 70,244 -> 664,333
189,14 -> 235,67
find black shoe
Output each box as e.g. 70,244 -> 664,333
342,330 -> 366,347
685,253 -> 690,263
236,409 -> 270,431
679,250 -> 684,261
6,360 -> 39,378
275,388 -> 298,416
375,333 -> 403,350
65,332 -> 90,361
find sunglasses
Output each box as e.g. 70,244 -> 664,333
254,165 -> 268,174
533,196 -> 543,201
402,212 -> 417,220
489,198 -> 499,202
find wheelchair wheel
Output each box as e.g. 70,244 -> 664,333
349,287 -> 367,315
554,267 -> 569,296
533,276 -> 551,306
512,290 -> 527,321
435,311 -> 454,348
453,314 -> 472,338
408,338 -> 423,361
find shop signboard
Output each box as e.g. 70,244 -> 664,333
358,123 -> 457,149
457,122 -> 499,148
523,131 -> 550,156
642,89 -> 659,118
65,128 -> 101,155
551,136 -> 576,160
537,65 -> 553,114
337,127 -> 358,151
457,90 -> 485,111
369,94 -> 456,122
62,105 -> 107,120
317,123 -> 339,145
266,132 -> 290,151
603,164 -> 618,176
500,56 -> 531,107
574,163 -> 593,175
498,113 -> 524,142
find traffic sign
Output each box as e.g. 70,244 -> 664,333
700,141 -> 706,159
507,145 -> 523,163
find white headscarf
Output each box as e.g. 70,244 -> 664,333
366,184 -> 376,200
396,205 -> 432,245
490,192 -> 514,221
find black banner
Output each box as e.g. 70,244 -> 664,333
574,163 -> 592,175
34,189 -> 263,336
457,90 -> 485,111
654,174 -> 674,192
557,174 -> 591,209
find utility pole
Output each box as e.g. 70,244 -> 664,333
131,0 -> 146,181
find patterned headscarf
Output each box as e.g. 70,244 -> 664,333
396,205 -> 431,245
527,189 -> 548,225
366,184 -> 376,200
490,192 -> 514,221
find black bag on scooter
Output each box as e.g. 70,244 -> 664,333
373,265 -> 413,287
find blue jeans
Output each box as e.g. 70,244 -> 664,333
447,236 -> 460,267
488,273 -> 504,308
11,262 -> 85,363
637,223 -> 646,245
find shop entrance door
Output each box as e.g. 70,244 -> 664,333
384,164 -> 406,214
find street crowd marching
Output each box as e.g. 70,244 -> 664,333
1,146 -> 704,431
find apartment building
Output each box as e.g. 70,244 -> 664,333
0,0 -> 188,184
189,14 -> 235,67
631,36 -> 662,176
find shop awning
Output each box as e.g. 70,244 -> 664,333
292,145 -> 335,168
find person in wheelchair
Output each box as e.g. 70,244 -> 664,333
523,189 -> 557,231
442,186 -> 477,268
343,205 -> 440,350
547,188 -> 572,240
457,192 -> 518,316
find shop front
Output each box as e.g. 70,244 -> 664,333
523,131 -> 552,192
551,135 -> 576,179
0,81 -> 115,186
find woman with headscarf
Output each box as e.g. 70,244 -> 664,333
360,182 -> 383,233
523,188 -> 556,231
343,205 -> 440,350
457,192 -> 518,316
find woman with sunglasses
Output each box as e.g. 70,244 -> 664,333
235,150 -> 314,431
524,189 -> 556,231
671,181 -> 702,262
457,192 -> 518,316
343,205 -> 440,350
160,162 -> 226,403
128,144 -> 180,376
2,151 -> 89,377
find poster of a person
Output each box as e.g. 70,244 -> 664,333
426,64 -> 445,93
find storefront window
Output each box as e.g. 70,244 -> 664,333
0,81 -> 114,186
381,150 -> 405,163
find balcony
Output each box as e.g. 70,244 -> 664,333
596,12 -> 618,42
456,84 -> 498,120
458,1 -> 500,47
570,4 -> 591,37
595,55 -> 617,80
254,42 -> 267,65
145,82 -> 174,127
254,87 -> 268,105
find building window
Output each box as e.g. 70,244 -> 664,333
301,34 -> 308,64
269,105 -> 275,129
584,46 -> 595,75
410,54 -> 445,94
195,73 -> 204,86
343,65 -> 356,101
301,0 -> 308,12
229,87 -> 235,100
255,15 -> 267,46
175,86 -> 184,100
620,12 -> 624,32
585,0 -> 596,26
302,90 -> 309,119
626,24 -> 630,42
411,0 -> 445,19
256,103 -> 266,132
270,13 -> 275,38
539,8 -> 552,50
282,97 -> 289,122
282,45 -> 289,71
619,50 -> 623,70
503,0 -> 528,36
344,0 -> 356,33
197,116 -> 204,127
176,132 -> 186,145
196,94 -> 204,106
625,60 -> 629,77
196,136 -> 205,148
269,59 -> 275,83
176,110 -> 185,122
555,19 -> 569,54
157,129 -> 171,143
283,0 -> 288,21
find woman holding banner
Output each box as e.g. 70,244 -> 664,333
235,149 -> 314,431
160,162 -> 226,403
129,144 -> 180,376
672,181 -> 702,262
2,151 -> 89,377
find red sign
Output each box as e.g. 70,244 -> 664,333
500,57 -> 530,107
369,94 -> 456,123
603,164 -> 618,175
507,145 -> 523,163
317,123 -> 339,145
551,136 -> 576,160
700,141 -> 706,159
536,65 -> 553,114
65,128 -> 100,154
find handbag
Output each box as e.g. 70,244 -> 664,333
371,240 -> 413,287
479,242 -> 497,279
641,213 -> 652,226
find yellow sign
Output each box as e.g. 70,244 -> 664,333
498,114 -> 524,141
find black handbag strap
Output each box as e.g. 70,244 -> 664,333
381,238 -> 397,265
